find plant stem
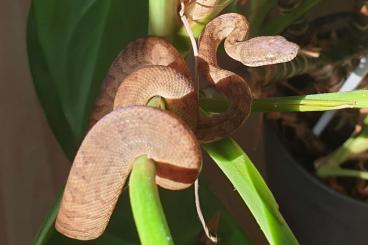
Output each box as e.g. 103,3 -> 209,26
145,4 -> 178,239
317,166 -> 368,180
316,116 -> 368,179
252,90 -> 368,112
131,84 -> 172,245
148,0 -> 179,40
129,155 -> 174,245
199,90 -> 368,114
147,96 -> 167,110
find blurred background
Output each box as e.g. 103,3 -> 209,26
0,1 -> 68,244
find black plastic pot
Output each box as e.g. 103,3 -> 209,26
264,123 -> 368,245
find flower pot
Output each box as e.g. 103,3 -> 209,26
264,122 -> 368,245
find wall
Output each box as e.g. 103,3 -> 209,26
0,1 -> 69,244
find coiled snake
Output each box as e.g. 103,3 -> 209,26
55,13 -> 299,240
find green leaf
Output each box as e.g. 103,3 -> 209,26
261,0 -> 321,35
244,0 -> 277,37
33,193 -> 61,245
27,0 -> 149,158
203,138 -> 298,245
252,90 -> 368,112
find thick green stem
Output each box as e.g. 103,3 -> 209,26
148,0 -> 179,40
147,96 -> 167,110
252,90 -> 368,112
129,155 -> 174,245
199,90 -> 368,114
130,86 -> 172,245
317,166 -> 368,180
316,116 -> 368,179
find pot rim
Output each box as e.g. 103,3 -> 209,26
268,121 -> 368,208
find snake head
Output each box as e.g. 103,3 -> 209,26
226,35 -> 299,67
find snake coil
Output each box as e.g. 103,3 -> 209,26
56,13 -> 298,240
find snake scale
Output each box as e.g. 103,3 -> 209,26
56,13 -> 299,240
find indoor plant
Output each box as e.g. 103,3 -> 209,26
28,0 -> 368,244
262,0 -> 368,244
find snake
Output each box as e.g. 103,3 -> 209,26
55,13 -> 299,240
196,13 -> 298,141
56,38 -> 200,240
89,37 -> 192,128
56,106 -> 201,240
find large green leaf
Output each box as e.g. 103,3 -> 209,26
27,0 -> 149,158
204,138 -> 298,245
244,0 -> 277,37
261,0 -> 321,35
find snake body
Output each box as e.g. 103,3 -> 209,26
113,66 -> 197,130
56,13 -> 299,240
90,37 -> 191,127
196,13 -> 252,142
197,13 -> 298,142
57,36 -> 201,240
56,106 -> 201,239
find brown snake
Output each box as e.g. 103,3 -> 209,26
197,13 -> 298,141
89,37 -> 192,127
56,12 -> 298,240
56,106 -> 201,239
56,38 -> 200,240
